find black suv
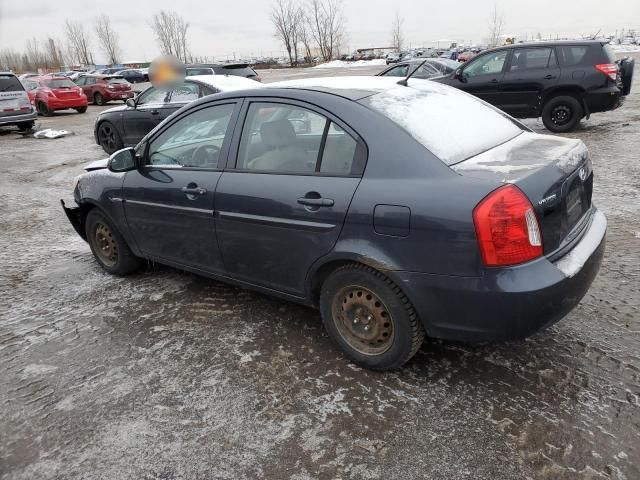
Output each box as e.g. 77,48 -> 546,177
433,40 -> 634,132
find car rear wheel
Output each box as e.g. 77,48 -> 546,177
38,102 -> 52,117
94,92 -> 105,106
320,264 -> 425,370
542,95 -> 583,133
85,209 -> 141,276
76,106 -> 87,113
97,121 -> 124,154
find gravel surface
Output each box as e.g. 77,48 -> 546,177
1,58 -> 638,480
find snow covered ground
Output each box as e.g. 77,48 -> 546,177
611,44 -> 640,53
313,58 -> 387,68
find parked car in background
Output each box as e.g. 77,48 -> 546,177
426,58 -> 462,75
185,63 -> 262,82
116,69 -> 146,84
95,67 -> 123,75
33,76 -> 87,116
377,60 -> 443,79
18,73 -> 40,80
20,77 -> 40,105
64,76 -> 605,370
0,72 -> 37,131
75,75 -> 134,106
93,75 -> 262,153
433,40 -> 634,132
386,53 -> 401,64
457,51 -> 478,63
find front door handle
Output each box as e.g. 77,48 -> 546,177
297,197 -> 334,207
150,109 -> 160,115
181,186 -> 207,196
489,78 -> 499,83
544,74 -> 557,80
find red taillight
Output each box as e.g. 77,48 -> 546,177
473,185 -> 543,267
595,63 -> 618,81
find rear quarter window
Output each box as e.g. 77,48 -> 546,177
558,46 -> 589,66
0,75 -> 25,92
362,84 -> 523,165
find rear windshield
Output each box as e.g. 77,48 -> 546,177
215,66 -> 256,77
602,44 -> 617,63
187,68 -> 214,76
21,79 -> 39,91
105,77 -> 128,84
45,78 -> 76,88
0,75 -> 24,92
362,84 -> 523,165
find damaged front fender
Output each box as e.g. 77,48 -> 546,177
60,200 -> 87,241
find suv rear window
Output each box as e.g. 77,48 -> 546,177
362,84 -> 522,165
0,74 -> 24,92
557,46 -> 589,66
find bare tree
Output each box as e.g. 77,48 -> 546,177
308,0 -> 345,61
65,20 -> 93,65
150,11 -> 190,62
25,37 -> 48,70
488,3 -> 505,47
95,14 -> 121,65
297,15 -> 313,63
391,11 -> 404,52
0,50 -> 23,72
271,0 -> 300,66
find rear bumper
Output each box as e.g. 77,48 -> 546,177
103,90 -> 134,101
46,97 -> 88,110
397,209 -> 606,342
0,109 -> 37,125
584,87 -> 624,113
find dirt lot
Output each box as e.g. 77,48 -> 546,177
1,59 -> 639,480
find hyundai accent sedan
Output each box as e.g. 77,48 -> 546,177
62,77 -> 606,370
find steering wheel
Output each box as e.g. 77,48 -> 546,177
191,144 -> 221,167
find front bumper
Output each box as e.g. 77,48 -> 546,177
0,108 -> 37,126
397,209 -> 607,342
61,200 -> 86,241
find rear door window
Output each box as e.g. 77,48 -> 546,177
0,75 -> 24,92
558,46 -> 589,66
509,48 -> 554,71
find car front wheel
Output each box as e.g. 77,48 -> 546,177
97,121 -> 124,154
542,95 -> 583,133
76,106 -> 87,113
85,209 -> 141,276
94,92 -> 105,106
320,264 -> 425,370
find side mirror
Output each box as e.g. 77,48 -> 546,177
455,68 -> 466,82
126,98 -> 136,108
108,147 -> 138,172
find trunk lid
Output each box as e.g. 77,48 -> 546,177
452,132 -> 593,253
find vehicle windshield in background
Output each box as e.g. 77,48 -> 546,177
0,75 -> 24,92
21,80 -> 39,91
219,66 -> 256,77
45,79 -> 76,88
362,85 -> 523,165
186,68 -> 214,76
105,77 -> 129,84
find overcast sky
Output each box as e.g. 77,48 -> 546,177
0,0 -> 638,63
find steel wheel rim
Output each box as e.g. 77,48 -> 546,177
332,285 -> 394,355
94,222 -> 118,267
551,105 -> 572,126
99,125 -> 115,150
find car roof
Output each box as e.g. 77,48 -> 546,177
490,39 -> 608,50
0,71 -> 17,76
186,74 -> 264,91
265,76 -> 441,101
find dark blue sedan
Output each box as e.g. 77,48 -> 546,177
62,77 -> 606,369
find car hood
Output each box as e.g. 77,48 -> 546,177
85,158 -> 109,171
99,104 -> 128,115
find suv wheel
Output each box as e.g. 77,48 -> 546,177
97,121 -> 124,154
17,121 -> 34,131
542,95 -> 583,133
320,264 -> 425,370
85,209 -> 141,276
38,102 -> 52,117
94,92 -> 105,106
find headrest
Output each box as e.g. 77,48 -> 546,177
260,119 -> 296,148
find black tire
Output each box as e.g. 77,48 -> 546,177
85,209 -> 141,276
94,92 -> 105,106
319,264 -> 425,370
542,95 -> 583,133
17,121 -> 34,131
38,102 -> 52,117
97,121 -> 124,154
76,106 -> 87,113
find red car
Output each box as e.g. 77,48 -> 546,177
457,51 -> 478,63
33,77 -> 88,116
75,75 -> 135,105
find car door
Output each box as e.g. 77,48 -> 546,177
80,76 -> 95,99
456,50 -> 510,105
122,101 -> 240,272
500,47 -> 560,115
214,100 -> 366,295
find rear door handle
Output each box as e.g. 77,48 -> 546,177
181,186 -> 207,196
297,197 -> 334,207
489,78 -> 499,83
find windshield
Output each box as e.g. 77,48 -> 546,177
45,78 -> 76,88
0,75 -> 24,92
362,83 -> 523,165
21,79 -> 39,91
